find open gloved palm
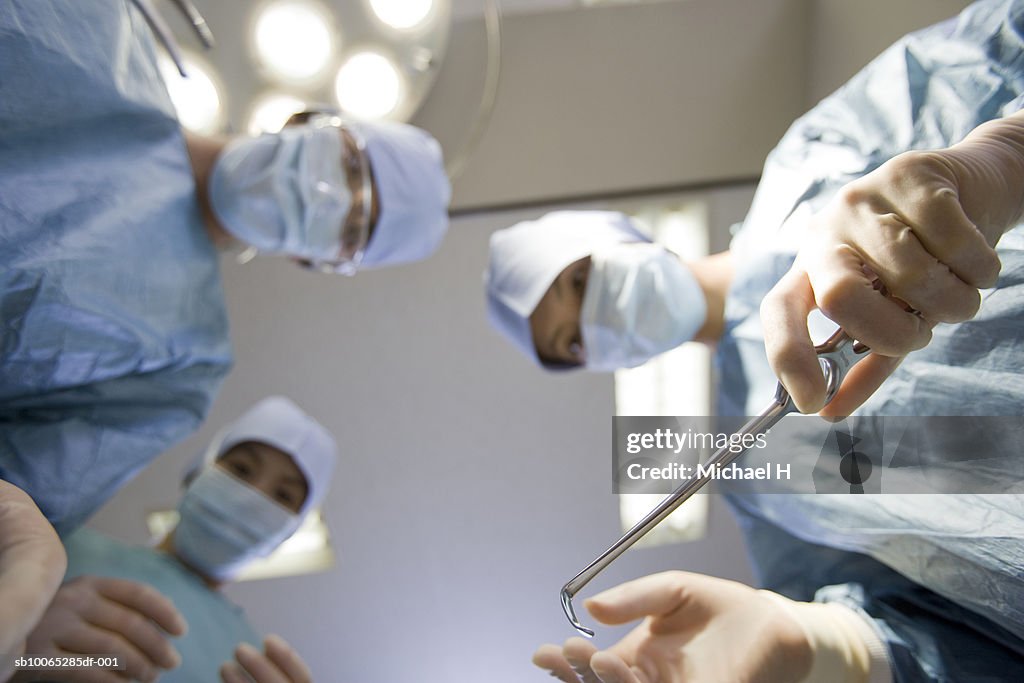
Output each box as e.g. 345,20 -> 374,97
534,571 -> 812,683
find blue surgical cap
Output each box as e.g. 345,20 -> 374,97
351,120 -> 452,269
484,211 -> 649,365
206,397 -> 337,518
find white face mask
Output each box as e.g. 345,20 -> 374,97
208,124 -> 351,261
173,467 -> 300,581
581,243 -> 707,372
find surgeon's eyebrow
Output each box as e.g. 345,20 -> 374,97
245,444 -> 306,480
239,443 -> 264,462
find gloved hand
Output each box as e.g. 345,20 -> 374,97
0,481 -> 67,682
10,575 -> 187,683
533,571 -> 890,683
533,571 -> 813,683
220,634 -> 312,683
761,109 -> 1024,416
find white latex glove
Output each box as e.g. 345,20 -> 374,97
761,110 -> 1024,416
11,575 -> 187,683
534,571 -> 813,683
533,571 -> 890,683
220,635 -> 312,683
0,480 -> 67,682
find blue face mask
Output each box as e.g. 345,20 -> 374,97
173,466 -> 300,581
581,243 -> 707,372
208,125 -> 351,261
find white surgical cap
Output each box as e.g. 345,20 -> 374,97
351,120 -> 452,269
204,396 -> 337,518
484,211 -> 649,365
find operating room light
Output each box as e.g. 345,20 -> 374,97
253,0 -> 335,82
158,53 -> 225,135
247,93 -> 307,135
369,0 -> 434,30
334,51 -> 404,119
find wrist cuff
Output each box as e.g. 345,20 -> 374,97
760,591 -> 892,683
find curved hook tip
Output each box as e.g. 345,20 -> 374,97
560,587 -> 595,638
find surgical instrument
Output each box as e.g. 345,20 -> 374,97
169,0 -> 216,49
560,327 -> 870,637
130,0 -> 214,79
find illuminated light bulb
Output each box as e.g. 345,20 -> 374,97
334,51 -> 404,119
253,0 -> 335,82
369,0 -> 434,30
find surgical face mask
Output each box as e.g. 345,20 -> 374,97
173,466 -> 300,581
208,124 -> 351,261
581,243 -> 707,371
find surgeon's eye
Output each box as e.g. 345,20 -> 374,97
227,461 -> 253,479
275,488 -> 305,512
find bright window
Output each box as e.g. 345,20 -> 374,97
614,201 -> 711,545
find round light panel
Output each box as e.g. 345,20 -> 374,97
369,0 -> 434,30
334,51 -> 404,119
253,0 -> 336,83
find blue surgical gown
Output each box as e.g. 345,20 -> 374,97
63,528 -> 261,682
715,0 -> 1024,679
0,1 -> 232,533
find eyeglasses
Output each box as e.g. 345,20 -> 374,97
307,113 -> 375,276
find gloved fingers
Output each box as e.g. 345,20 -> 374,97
804,243 -> 931,356
590,652 -> 650,683
877,152 -> 1002,286
846,213 -> 982,323
585,572 -> 718,632
74,581 -> 183,672
563,637 -> 602,683
91,577 -> 188,637
760,268 -> 826,414
232,641 -> 290,683
819,353 -> 904,418
263,634 -> 312,683
533,643 -> 581,682
220,660 -> 252,683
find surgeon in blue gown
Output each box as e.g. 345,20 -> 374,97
485,1 -> 1024,680
12,397 -> 336,683
0,1 -> 450,534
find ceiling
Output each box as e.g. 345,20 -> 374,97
450,0 -> 576,20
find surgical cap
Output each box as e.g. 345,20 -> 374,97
204,397 -> 337,518
351,120 -> 451,269
484,211 -> 649,364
